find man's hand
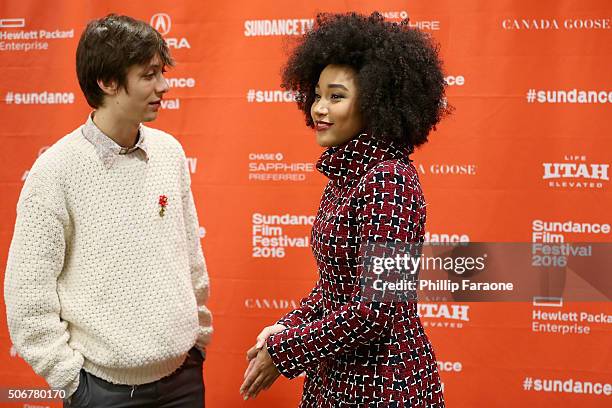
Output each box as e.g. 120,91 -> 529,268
239,346 -> 281,400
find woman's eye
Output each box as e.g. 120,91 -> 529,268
314,93 -> 321,99
331,94 -> 344,100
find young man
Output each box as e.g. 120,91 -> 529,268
4,14 -> 212,407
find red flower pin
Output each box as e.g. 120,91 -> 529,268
158,195 -> 168,217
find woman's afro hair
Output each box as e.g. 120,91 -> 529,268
282,12 -> 451,148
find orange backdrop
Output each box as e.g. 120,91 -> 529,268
1,0 -> 610,407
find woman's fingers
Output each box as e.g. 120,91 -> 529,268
243,358 -> 255,379
246,344 -> 260,361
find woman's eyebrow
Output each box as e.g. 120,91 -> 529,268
328,84 -> 349,91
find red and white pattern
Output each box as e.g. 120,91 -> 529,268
267,136 -> 444,407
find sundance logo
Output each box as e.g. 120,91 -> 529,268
149,13 -> 190,49
244,18 -> 313,37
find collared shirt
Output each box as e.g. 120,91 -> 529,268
81,114 -> 150,169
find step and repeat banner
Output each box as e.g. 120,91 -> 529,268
0,0 -> 610,407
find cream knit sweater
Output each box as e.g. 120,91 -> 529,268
4,122 -> 213,396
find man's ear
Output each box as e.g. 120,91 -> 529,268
97,78 -> 118,96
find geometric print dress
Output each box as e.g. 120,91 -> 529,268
266,135 -> 445,407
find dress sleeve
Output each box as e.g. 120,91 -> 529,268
276,281 -> 324,327
266,162 -> 425,378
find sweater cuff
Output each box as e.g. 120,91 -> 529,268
64,371 -> 81,398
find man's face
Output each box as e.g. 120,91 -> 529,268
113,54 -> 169,124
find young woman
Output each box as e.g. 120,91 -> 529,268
241,12 -> 450,407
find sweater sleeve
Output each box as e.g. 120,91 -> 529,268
181,156 -> 213,353
4,193 -> 84,396
266,163 -> 425,378
276,281 -> 323,327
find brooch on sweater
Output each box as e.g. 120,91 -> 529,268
158,195 -> 168,217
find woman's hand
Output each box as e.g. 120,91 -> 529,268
243,324 -> 286,380
254,324 -> 287,349
240,346 -> 281,399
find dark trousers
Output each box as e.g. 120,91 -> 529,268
65,348 -> 205,408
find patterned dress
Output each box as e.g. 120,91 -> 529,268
267,135 -> 445,407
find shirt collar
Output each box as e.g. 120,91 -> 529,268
81,113 -> 150,169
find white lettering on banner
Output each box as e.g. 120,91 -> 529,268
150,13 -> 191,49
165,38 -> 190,49
252,214 -> 315,225
525,377 -> 612,395
580,312 -> 612,323
531,89 -> 612,104
0,18 -> 73,52
418,303 -> 470,321
252,213 -> 314,258
424,232 -> 470,243
0,30 -> 38,39
531,219 -> 610,243
185,157 -> 197,174
160,98 -> 180,110
543,163 -> 609,180
541,156 -> 609,190
436,361 -> 462,372
417,164 -> 476,175
244,298 -> 299,309
0,41 -> 49,51
380,11 -> 409,20
244,19 -> 314,37
243,14 -> 439,36
444,75 -> 465,86
4,91 -> 74,105
502,18 -> 611,30
249,153 -> 283,161
407,21 -> 440,31
166,77 -> 196,88
531,306 -> 611,335
248,152 -> 315,182
38,29 -> 74,39
0,29 -> 73,39
246,89 -> 296,103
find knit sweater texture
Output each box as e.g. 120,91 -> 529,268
4,119 -> 213,396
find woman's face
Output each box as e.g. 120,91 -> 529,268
311,64 -> 364,147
